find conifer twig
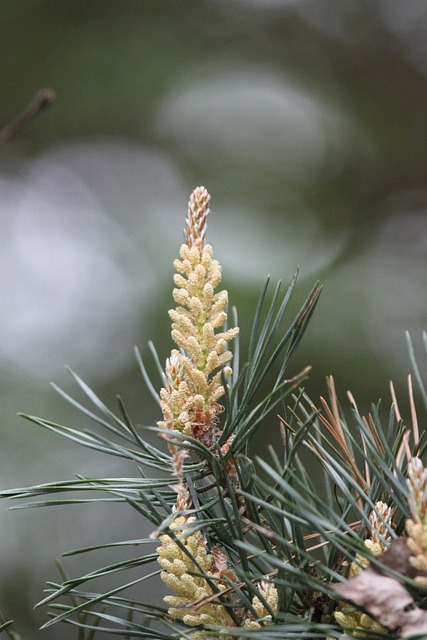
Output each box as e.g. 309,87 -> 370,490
0,88 -> 56,146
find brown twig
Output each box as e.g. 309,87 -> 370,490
0,88 -> 56,147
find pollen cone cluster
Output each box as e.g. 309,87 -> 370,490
243,579 -> 278,629
406,457 -> 427,586
156,188 -> 277,637
157,514 -> 236,629
158,186 -> 239,449
157,187 -> 239,635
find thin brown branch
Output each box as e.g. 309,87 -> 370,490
317,394 -> 367,492
366,413 -> 385,457
390,380 -> 402,422
0,88 -> 56,147
408,374 -> 419,447
347,390 -> 371,487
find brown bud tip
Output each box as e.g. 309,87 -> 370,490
185,186 -> 210,249
34,88 -> 56,108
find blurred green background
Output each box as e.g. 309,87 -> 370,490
0,1 -> 426,637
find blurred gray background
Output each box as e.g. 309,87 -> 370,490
0,1 -> 426,637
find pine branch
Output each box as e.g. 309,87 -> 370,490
1,186 -> 426,640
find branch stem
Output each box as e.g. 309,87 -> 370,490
0,88 -> 56,147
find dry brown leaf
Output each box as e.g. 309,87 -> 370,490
335,538 -> 427,637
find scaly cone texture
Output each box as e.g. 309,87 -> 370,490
157,515 -> 236,630
243,579 -> 279,629
158,186 -> 239,449
406,457 -> 427,586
